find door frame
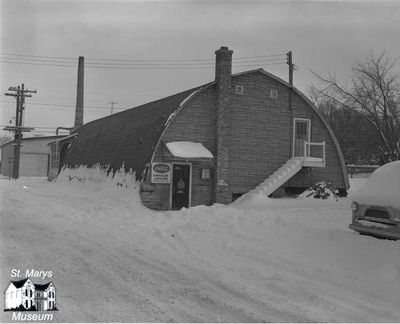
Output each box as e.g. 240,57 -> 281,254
169,162 -> 192,210
292,118 -> 311,157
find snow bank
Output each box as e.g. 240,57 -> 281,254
56,164 -> 141,202
58,164 -> 135,187
1,176 -> 400,322
234,182 -> 340,210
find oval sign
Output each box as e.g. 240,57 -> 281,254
153,163 -> 170,173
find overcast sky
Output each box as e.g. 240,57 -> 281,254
1,0 -> 399,137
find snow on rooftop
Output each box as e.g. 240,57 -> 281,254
165,141 -> 213,159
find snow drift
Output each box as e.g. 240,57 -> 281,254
0,168 -> 399,322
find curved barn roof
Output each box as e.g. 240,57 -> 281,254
65,68 -> 348,188
64,85 -> 207,177
157,68 -> 349,189
255,69 -> 349,189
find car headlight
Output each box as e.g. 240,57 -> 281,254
351,201 -> 359,212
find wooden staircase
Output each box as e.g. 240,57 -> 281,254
235,157 -> 304,203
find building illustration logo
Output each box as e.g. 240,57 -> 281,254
4,278 -> 57,312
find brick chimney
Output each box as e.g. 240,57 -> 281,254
74,56 -> 84,129
214,46 -> 233,204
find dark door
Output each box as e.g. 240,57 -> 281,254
171,164 -> 191,210
294,120 -> 310,156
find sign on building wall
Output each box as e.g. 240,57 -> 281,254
151,162 -> 171,184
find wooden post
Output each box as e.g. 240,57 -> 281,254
4,84 -> 36,179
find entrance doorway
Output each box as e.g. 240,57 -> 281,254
36,300 -> 43,311
293,118 -> 311,157
171,164 -> 191,210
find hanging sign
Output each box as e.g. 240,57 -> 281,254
151,162 -> 171,183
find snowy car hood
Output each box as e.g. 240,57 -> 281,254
351,161 -> 400,209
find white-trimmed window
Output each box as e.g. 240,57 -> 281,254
270,89 -> 278,99
49,142 -> 60,169
235,85 -> 244,95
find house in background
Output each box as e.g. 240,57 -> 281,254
60,46 -> 349,210
3,278 -> 56,311
33,282 -> 56,311
0,135 -> 65,178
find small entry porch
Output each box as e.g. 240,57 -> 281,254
143,141 -> 214,210
165,141 -> 214,210
293,118 -> 326,168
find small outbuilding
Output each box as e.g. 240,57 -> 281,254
61,46 -> 349,210
0,135 -> 65,178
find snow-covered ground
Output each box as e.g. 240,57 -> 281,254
0,170 -> 399,322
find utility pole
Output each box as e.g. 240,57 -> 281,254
108,101 -> 118,115
287,51 -> 294,111
287,51 -> 294,159
4,84 -> 36,179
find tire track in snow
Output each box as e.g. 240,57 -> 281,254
1,178 -> 399,322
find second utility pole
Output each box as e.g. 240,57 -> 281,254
108,101 -> 118,115
287,51 -> 294,111
4,84 -> 36,179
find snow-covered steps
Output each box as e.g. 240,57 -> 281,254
235,157 -> 304,203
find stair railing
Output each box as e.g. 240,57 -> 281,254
304,141 -> 326,166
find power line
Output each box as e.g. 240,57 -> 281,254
84,62 -> 285,70
0,52 -> 286,62
0,59 -> 285,70
83,58 -> 284,67
1,87 -> 160,98
85,53 -> 286,62
0,124 -> 61,130
0,60 -> 77,68
0,52 -> 287,71
2,100 -> 132,110
0,55 -> 285,64
0,57 -> 78,64
0,59 -> 286,70
0,53 -> 77,60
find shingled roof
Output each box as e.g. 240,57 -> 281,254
64,85 -> 207,178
